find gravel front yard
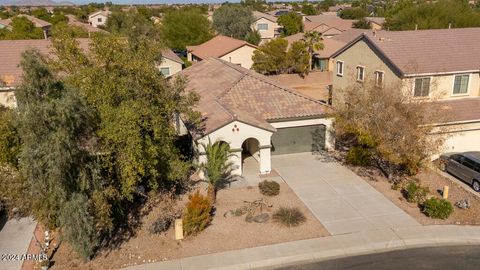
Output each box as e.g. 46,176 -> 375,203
353,166 -> 480,226
50,183 -> 328,270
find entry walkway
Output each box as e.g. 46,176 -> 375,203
272,153 -> 419,235
0,217 -> 37,270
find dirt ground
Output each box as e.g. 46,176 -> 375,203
352,166 -> 480,226
50,183 -> 328,270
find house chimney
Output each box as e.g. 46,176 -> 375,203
415,24 -> 418,31
448,23 -> 452,29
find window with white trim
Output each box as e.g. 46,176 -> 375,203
336,61 -> 344,76
414,77 -> 430,97
160,67 -> 170,77
356,66 -> 365,82
453,74 -> 469,94
375,70 -> 384,86
257,23 -> 268,31
98,17 -> 102,23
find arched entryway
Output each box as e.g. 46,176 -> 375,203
241,137 -> 260,176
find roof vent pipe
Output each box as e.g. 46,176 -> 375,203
415,24 -> 418,31
448,23 -> 452,29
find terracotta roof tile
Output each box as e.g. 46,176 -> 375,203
187,35 -> 256,60
177,58 -> 329,137
161,48 -> 183,64
430,98 -> 480,124
304,15 -> 355,31
0,14 -> 51,28
253,11 -> 278,23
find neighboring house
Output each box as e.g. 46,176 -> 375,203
0,14 -> 51,39
365,17 -> 385,30
157,49 -> 184,77
88,10 -> 111,28
176,58 -> 333,176
331,28 -> 480,153
186,35 -> 257,69
303,15 -> 355,38
252,11 -> 282,44
266,9 -> 291,17
66,14 -> 109,35
328,4 -> 352,13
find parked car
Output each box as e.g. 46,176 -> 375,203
440,152 -> 480,192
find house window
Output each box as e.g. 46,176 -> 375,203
453,74 -> 469,94
375,71 -> 384,86
160,67 -> 170,77
97,17 -> 102,23
336,61 -> 344,76
414,77 -> 430,97
356,66 -> 365,82
257,23 -> 268,31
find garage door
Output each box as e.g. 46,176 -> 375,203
271,125 -> 325,155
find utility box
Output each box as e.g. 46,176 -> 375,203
175,219 -> 184,240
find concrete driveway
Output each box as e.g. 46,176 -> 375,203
272,153 -> 419,235
0,217 -> 36,270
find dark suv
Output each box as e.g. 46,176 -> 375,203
441,152 -> 480,192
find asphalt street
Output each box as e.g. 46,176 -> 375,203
278,245 -> 480,270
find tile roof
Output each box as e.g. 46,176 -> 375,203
253,11 -> 278,23
284,33 -> 347,59
66,14 -> 109,34
338,28 -> 480,76
88,10 -> 111,19
0,39 -> 90,87
365,17 -> 385,26
161,48 -> 184,64
177,58 -> 329,137
0,14 -> 51,28
304,15 -> 355,31
187,35 -> 256,60
429,98 -> 480,124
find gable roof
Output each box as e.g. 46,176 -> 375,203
177,58 -> 329,137
253,11 -> 278,23
0,39 -> 90,87
0,14 -> 51,29
66,14 -> 109,34
284,33 -> 347,59
161,48 -> 184,64
365,17 -> 385,26
89,10 -> 111,19
187,35 -> 256,60
304,15 -> 355,31
332,28 -> 480,76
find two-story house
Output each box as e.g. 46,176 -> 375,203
252,11 -> 282,44
331,28 -> 480,154
88,10 -> 111,28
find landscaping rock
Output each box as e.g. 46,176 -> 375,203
252,213 -> 270,223
455,199 -> 470,209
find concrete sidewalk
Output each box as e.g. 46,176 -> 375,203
0,217 -> 37,270
122,225 -> 480,270
271,153 -> 419,235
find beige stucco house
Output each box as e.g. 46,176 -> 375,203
88,10 -> 111,28
303,15 -> 355,38
156,49 -> 184,77
187,35 -> 257,69
252,11 -> 282,44
331,28 -> 480,154
176,58 -> 333,176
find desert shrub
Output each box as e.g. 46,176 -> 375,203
182,191 -> 212,236
149,191 -> 179,234
404,181 -> 429,203
422,197 -> 453,220
345,146 -> 372,166
273,207 -> 306,227
259,180 -> 280,196
150,217 -> 173,234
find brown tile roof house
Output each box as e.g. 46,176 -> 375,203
430,98 -> 480,125
253,11 -> 278,22
284,33 -> 347,59
0,39 -> 90,87
177,58 -> 329,137
161,48 -> 184,64
186,35 -> 256,60
0,14 -> 52,29
333,28 -> 480,76
303,15 -> 355,32
66,14 -> 109,34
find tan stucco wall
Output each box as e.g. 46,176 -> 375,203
0,90 -> 16,108
220,45 -> 256,69
88,14 -> 108,28
333,39 -> 401,91
403,73 -> 480,99
156,57 -> 182,77
252,17 -> 279,42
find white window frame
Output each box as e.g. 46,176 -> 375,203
160,67 -> 170,77
336,60 -> 344,76
97,17 -> 102,23
374,70 -> 384,87
452,74 -> 470,96
257,23 -> 269,31
413,77 -> 431,97
356,65 -> 365,82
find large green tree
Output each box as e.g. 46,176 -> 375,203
252,38 -> 289,75
212,4 -> 255,40
106,11 -> 161,41
278,12 -> 303,36
0,16 -> 44,40
160,7 -> 213,50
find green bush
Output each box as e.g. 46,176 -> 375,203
273,207 -> 306,227
404,181 -> 429,203
259,180 -> 280,196
422,197 -> 453,220
182,191 -> 212,236
345,146 -> 372,166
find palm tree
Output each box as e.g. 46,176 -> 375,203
303,31 -> 324,71
198,138 -> 234,203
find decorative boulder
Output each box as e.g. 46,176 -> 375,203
252,213 -> 270,223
